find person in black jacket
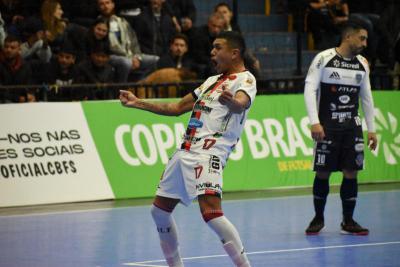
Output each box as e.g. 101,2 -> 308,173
134,0 -> 177,57
0,35 -> 33,102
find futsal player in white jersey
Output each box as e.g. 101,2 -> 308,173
120,31 -> 256,267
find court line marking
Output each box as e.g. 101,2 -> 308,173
2,190 -> 400,218
123,241 -> 400,266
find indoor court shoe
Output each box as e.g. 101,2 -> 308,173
340,219 -> 369,235
305,216 -> 324,235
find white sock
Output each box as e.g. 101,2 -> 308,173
207,216 -> 251,267
151,205 -> 184,267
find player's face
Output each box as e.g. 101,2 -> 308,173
211,38 -> 234,74
348,29 -> 368,55
98,0 -> 115,16
170,38 -> 188,57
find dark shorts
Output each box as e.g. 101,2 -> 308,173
313,126 -> 364,172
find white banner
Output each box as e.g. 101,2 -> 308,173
0,103 -> 114,207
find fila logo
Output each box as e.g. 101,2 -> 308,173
194,165 -> 203,179
329,71 -> 341,79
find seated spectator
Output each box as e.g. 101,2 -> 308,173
41,0 -> 87,60
0,35 -> 34,102
76,42 -> 115,84
76,42 -> 115,99
214,2 -> 241,32
84,18 -> 110,57
134,0 -> 177,57
157,33 -> 197,73
43,41 -> 78,86
188,13 -> 225,77
97,0 -> 159,82
20,17 -> 52,64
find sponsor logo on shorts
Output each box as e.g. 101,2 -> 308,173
188,118 -> 203,129
330,103 -> 337,111
196,182 -> 222,191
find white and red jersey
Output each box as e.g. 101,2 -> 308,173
180,70 -> 257,164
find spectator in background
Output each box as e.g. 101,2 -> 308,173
188,13 -> 225,77
307,0 -> 349,49
0,12 -> 5,48
376,0 -> 400,70
134,0 -> 177,57
0,35 -> 34,102
0,0 -> 41,37
44,41 -> 78,86
20,17 -> 52,64
84,18 -> 110,57
97,0 -> 159,82
214,2 -> 241,32
166,0 -> 196,33
41,0 -> 87,60
157,33 -> 196,71
76,42 -> 115,99
76,42 -> 115,84
60,0 -> 98,27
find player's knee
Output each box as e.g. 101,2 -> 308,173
201,209 -> 224,222
151,205 -> 171,225
342,170 -> 357,179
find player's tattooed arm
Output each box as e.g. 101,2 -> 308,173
218,90 -> 250,113
119,90 -> 195,116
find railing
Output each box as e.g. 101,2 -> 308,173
0,73 -> 398,103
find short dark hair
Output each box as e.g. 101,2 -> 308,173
216,31 -> 246,58
4,35 -> 21,44
214,2 -> 231,12
171,33 -> 188,46
340,21 -> 367,39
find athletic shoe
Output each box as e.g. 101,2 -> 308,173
305,216 -> 325,235
340,219 -> 369,235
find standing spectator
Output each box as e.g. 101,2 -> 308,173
134,0 -> 177,57
188,13 -> 225,77
0,35 -> 34,102
214,2 -> 241,32
97,0 -> 159,82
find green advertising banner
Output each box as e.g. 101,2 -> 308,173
82,92 -> 400,199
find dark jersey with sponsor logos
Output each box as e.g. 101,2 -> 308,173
304,48 -> 375,132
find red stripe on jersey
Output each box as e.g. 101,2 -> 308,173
183,76 -> 228,151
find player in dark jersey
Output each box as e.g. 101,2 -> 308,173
304,22 -> 378,235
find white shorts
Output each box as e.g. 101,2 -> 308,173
156,150 -> 223,206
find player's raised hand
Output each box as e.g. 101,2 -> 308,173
311,123 -> 325,142
367,132 -> 378,151
119,90 -> 139,108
